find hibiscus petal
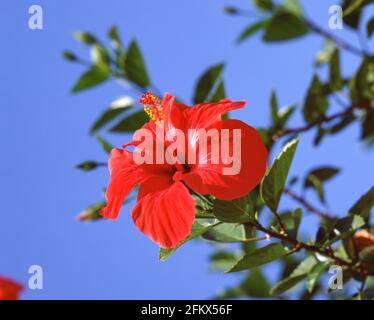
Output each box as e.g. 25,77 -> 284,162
182,119 -> 268,200
172,98 -> 245,131
100,149 -> 147,220
131,177 -> 196,248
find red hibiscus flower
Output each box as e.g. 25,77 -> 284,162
0,276 -> 23,300
100,92 -> 268,248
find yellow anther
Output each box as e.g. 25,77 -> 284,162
140,92 -> 164,123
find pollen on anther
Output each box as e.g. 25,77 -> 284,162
140,92 -> 164,123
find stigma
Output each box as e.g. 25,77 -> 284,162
140,92 -> 164,123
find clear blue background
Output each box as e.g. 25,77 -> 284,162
0,0 -> 373,299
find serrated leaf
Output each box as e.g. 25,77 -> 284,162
71,64 -> 110,93
213,194 -> 255,223
193,63 -> 224,103
348,185 -> 374,221
270,255 -> 317,295
109,110 -> 149,133
227,243 -> 286,273
261,138 -> 299,213
124,40 -> 150,88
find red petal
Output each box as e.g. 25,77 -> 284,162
182,119 -> 268,200
171,98 -> 245,131
131,177 -> 196,248
100,149 -> 148,220
0,276 -> 23,300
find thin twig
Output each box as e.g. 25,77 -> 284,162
246,221 -> 353,267
273,104 -> 359,140
283,187 -> 332,220
303,17 -> 365,57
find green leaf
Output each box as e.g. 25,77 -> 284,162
263,10 -> 308,42
342,0 -> 370,29
62,50 -> 77,62
210,250 -> 239,272
261,138 -> 299,213
282,0 -> 303,17
71,64 -> 110,93
209,80 -> 226,103
273,208 -> 302,238
350,56 -> 374,103
90,97 -> 133,133
252,0 -> 274,11
348,185 -> 374,221
124,40 -> 150,88
237,20 -> 268,43
218,268 -> 271,298
306,261 -> 329,293
91,44 -> 110,69
303,166 -> 340,203
270,255 -> 317,295
361,109 -> 374,140
108,25 -> 122,49
73,31 -> 97,44
329,49 -> 342,91
315,40 -> 335,65
304,166 -> 340,186
76,202 -> 105,221
270,90 -> 279,124
227,243 -> 286,273
213,194 -> 255,223
202,223 -> 256,243
109,110 -> 149,133
96,134 -> 113,154
159,220 -> 221,261
76,161 -> 102,171
193,63 -> 225,103
303,74 -> 328,123
367,17 -> 374,38
325,215 -> 365,246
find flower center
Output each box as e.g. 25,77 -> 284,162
140,92 -> 164,123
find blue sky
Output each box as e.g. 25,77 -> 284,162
0,0 -> 373,299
